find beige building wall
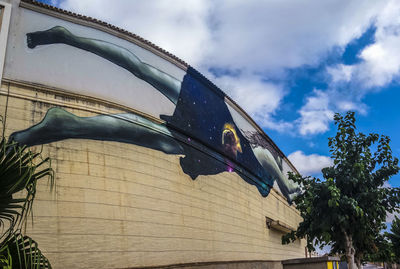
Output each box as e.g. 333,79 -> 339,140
1,80 -> 305,268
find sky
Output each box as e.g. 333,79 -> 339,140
37,0 -> 400,206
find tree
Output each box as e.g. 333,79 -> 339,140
0,137 -> 54,268
282,112 -> 400,269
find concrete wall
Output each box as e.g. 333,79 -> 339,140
1,80 -> 305,268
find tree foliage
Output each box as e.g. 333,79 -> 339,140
363,233 -> 395,265
388,216 -> 400,263
282,112 -> 400,269
0,137 -> 54,268
365,216 -> 400,266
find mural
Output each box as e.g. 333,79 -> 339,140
10,26 -> 299,202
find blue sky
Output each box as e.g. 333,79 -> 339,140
38,1 -> 400,196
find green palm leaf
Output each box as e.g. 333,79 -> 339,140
0,232 -> 51,269
0,137 -> 54,268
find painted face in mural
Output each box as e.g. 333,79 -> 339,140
11,26 -> 300,203
222,123 -> 242,159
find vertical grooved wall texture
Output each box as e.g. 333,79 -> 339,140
1,82 -> 305,269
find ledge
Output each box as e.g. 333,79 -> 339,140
266,216 -> 295,233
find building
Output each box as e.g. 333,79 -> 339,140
0,0 -> 306,268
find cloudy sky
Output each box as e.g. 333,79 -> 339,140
39,0 -> 400,187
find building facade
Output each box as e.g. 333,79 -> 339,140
0,0 -> 306,268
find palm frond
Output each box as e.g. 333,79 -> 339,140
0,137 -> 54,233
0,136 -> 54,268
0,232 -> 51,269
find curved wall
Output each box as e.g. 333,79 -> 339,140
1,1 -> 305,268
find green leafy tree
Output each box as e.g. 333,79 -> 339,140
282,112 -> 400,269
0,137 -> 54,268
388,216 -> 400,263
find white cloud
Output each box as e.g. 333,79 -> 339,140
205,0 -> 384,74
298,90 -> 334,135
212,73 -> 293,131
358,33 -> 400,88
214,74 -> 284,116
288,151 -> 332,176
327,64 -> 354,83
58,0 -> 387,135
296,87 -> 370,136
316,0 -> 400,128
336,100 -> 367,115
